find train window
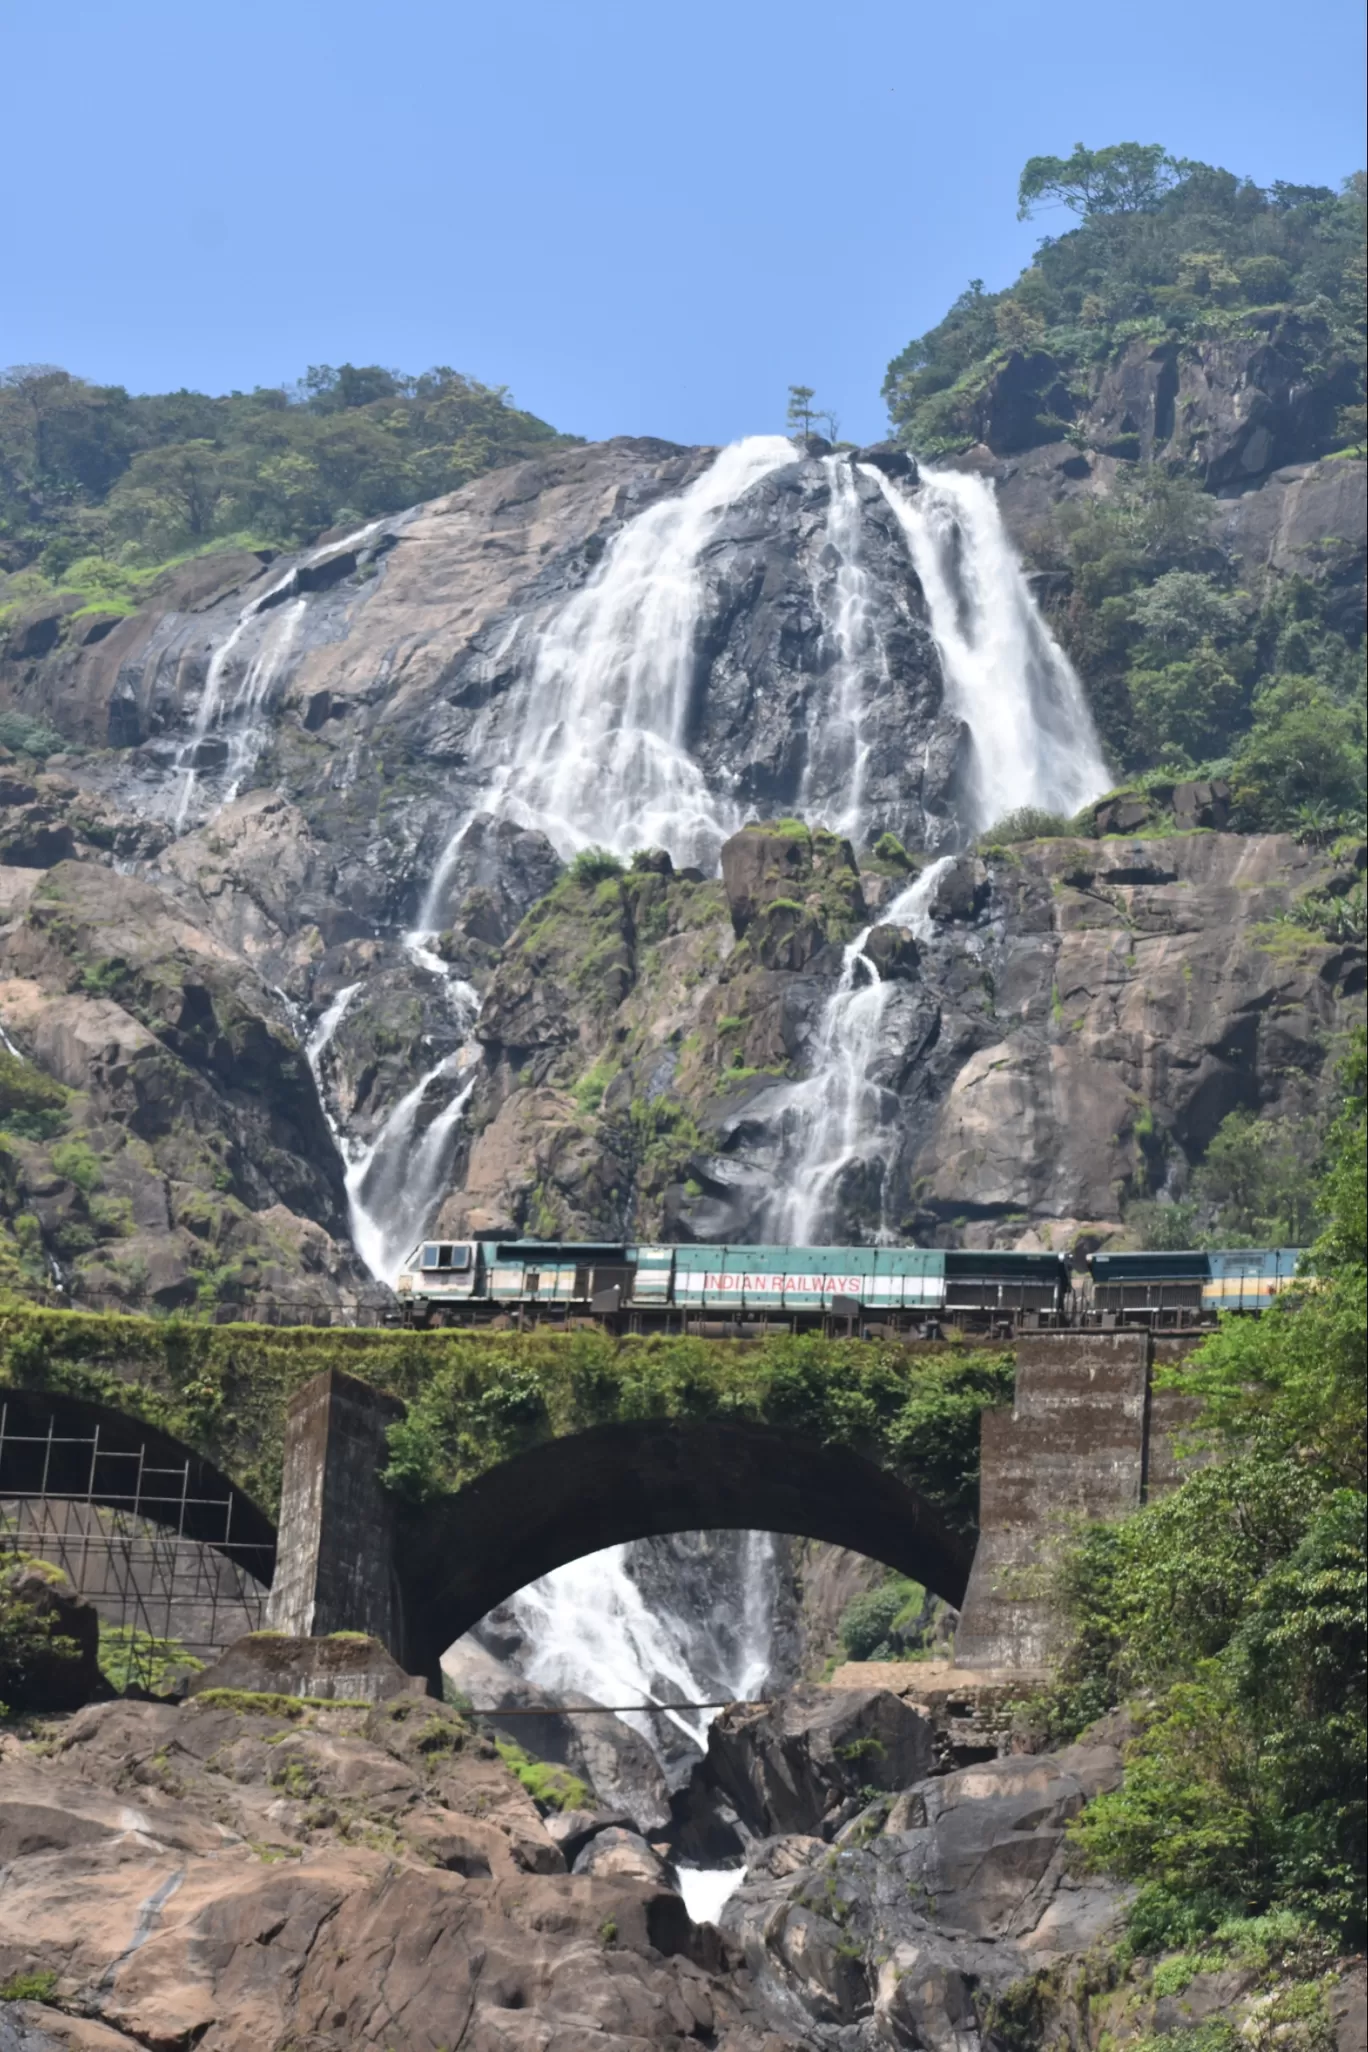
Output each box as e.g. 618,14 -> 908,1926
525,1270 -> 540,1295
421,1244 -> 472,1272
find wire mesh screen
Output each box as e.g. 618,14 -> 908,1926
0,1403 -> 271,1688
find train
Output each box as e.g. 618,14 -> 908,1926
395,1238 -> 1308,1334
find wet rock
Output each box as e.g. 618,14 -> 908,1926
926,855 -> 989,923
703,1686 -> 935,1839
862,923 -> 920,979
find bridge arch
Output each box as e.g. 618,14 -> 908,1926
0,1385 -> 277,1588
398,1416 -> 973,1687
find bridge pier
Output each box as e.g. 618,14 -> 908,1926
955,1330 -> 1198,1671
265,1369 -> 406,1654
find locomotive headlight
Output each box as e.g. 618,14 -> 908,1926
396,1273 -> 413,1293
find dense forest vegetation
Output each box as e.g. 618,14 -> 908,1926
1039,1029 -> 1366,1984
0,360 -> 571,619
885,144 -> 1367,832
884,144 -> 1366,458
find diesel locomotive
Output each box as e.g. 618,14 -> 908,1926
395,1238 -> 1307,1334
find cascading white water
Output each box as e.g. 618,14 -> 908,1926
344,1035 -> 479,1284
498,1529 -> 777,1920
871,464 -> 1108,831
293,444 -> 1111,1877
505,1531 -> 777,1757
798,455 -> 882,843
172,596 -> 308,832
770,859 -> 953,1244
421,435 -> 796,922
303,962 -> 480,1285
773,461 -> 1108,1240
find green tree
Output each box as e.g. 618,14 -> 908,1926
1231,675 -> 1366,830
1128,643 -> 1246,763
105,440 -> 230,555
1017,141 -> 1184,219
1193,1109 -> 1323,1245
786,385 -> 817,435
1126,570 -> 1248,659
1050,1034 -> 1367,1944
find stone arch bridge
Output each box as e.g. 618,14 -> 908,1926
2,1331 -> 1195,1687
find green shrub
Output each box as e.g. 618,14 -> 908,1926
49,1139 -> 103,1195
1231,676 -> 1366,832
840,1584 -> 906,1660
0,710 -> 65,759
978,806 -> 1074,847
0,1970 -> 59,2001
0,1051 -> 69,1140
98,1624 -> 204,1695
568,846 -> 624,885
493,1737 -> 589,1812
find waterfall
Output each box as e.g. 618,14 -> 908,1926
504,1533 -> 776,1757
871,464 -> 1108,830
172,596 -> 308,833
344,1028 -> 480,1283
421,435 -> 796,919
798,455 -> 881,844
770,465 -> 1109,1239
304,961 -> 480,1286
770,859 -> 953,1243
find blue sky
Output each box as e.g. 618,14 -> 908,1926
6,0 -> 1365,448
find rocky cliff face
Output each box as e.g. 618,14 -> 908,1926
430,818 -> 1363,1249
0,1690 -> 770,2051
4,1687 -> 1357,2051
0,421 -> 1362,1295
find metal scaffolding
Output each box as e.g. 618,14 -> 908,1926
0,1401 -> 271,1685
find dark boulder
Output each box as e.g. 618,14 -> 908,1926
971,350 -> 1076,454
862,923 -> 920,980
928,856 -> 990,923
702,1685 -> 934,1839
751,898 -> 827,971
1090,792 -> 1154,837
855,442 -> 917,482
720,827 -> 810,936
1172,777 -> 1232,830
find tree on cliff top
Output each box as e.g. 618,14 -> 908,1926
1017,141 -> 1184,219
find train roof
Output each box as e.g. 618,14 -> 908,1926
1088,1247 -> 1307,1280
421,1240 -> 1069,1277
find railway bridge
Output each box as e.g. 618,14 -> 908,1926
0,1323 -> 1198,1686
